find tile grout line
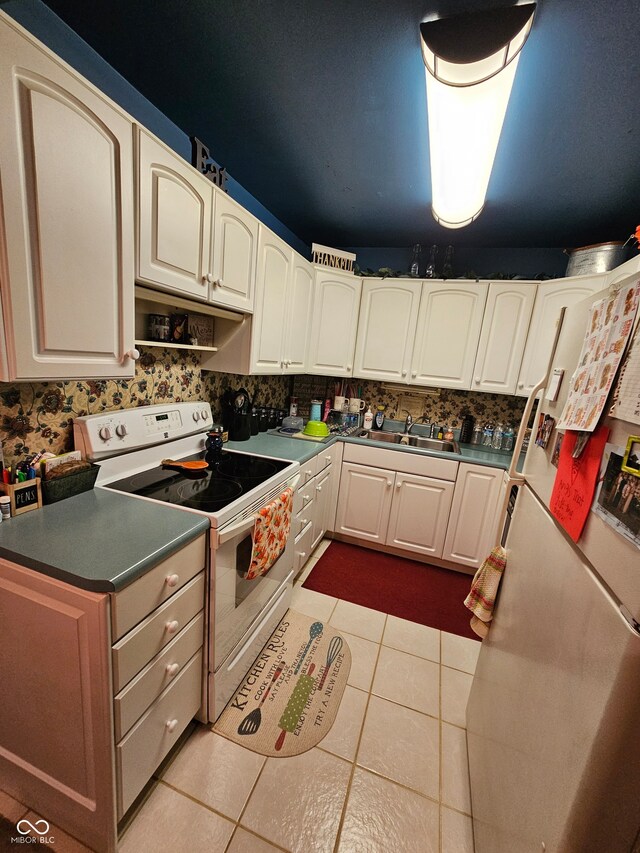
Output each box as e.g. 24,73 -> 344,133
331,616 -> 387,853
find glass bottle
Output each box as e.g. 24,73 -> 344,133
410,243 -> 421,277
425,245 -> 438,278
471,424 -> 483,445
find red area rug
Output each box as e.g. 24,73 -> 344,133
303,541 -> 479,641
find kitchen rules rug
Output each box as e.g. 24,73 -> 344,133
213,610 -> 351,758
303,541 -> 479,641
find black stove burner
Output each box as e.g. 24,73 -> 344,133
179,478 -> 243,512
217,455 -> 279,482
104,449 -> 291,514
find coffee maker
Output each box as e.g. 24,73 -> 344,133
220,387 -> 252,441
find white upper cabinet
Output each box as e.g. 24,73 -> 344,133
0,14 -> 135,380
137,128 -> 212,302
308,269 -> 362,376
250,227 -> 292,373
516,275 -> 603,397
410,282 -> 489,390
353,279 -> 422,382
210,186 -> 257,312
137,128 -> 257,312
472,282 -> 536,395
283,256 -> 314,373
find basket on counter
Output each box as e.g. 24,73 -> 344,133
42,463 -> 100,505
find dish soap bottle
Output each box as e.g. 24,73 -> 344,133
363,405 -> 374,430
374,405 -> 386,430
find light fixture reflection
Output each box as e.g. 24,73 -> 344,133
421,5 -> 535,229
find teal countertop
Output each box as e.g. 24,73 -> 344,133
0,488 -> 209,593
225,426 -> 524,472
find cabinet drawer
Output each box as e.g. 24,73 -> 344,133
113,611 -> 204,741
294,523 -> 313,574
343,442 -> 458,481
112,534 -> 206,641
299,454 -> 318,485
112,572 -> 205,692
116,649 -> 203,817
295,499 -> 314,539
315,448 -> 335,473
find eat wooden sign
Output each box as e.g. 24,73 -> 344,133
190,137 -> 228,191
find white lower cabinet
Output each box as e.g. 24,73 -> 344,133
335,462 -> 395,543
335,444 -> 503,570
0,534 -> 207,852
386,472 -> 455,558
442,463 -> 503,569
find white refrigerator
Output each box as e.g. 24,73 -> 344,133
466,263 -> 640,853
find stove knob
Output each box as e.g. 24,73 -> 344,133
99,426 -> 112,441
115,424 -> 127,438
201,408 -> 209,421
193,411 -> 201,422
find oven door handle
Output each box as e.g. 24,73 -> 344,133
216,475 -> 300,546
217,515 -> 256,546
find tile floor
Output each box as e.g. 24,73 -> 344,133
0,538 -> 480,853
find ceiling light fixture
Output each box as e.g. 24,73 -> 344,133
420,3 -> 536,229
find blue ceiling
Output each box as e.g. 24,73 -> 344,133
39,0 -> 640,249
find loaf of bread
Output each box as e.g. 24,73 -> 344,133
45,459 -> 92,480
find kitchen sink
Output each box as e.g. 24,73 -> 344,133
406,435 -> 460,453
358,430 -> 460,454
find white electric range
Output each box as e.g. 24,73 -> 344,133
74,402 -> 300,720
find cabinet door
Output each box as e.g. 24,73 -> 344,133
137,128 -> 212,301
516,276 -> 603,397
0,18 -> 135,380
472,282 -> 536,395
353,279 -> 422,382
311,467 -> 333,551
0,559 -> 115,852
335,462 -> 394,543
442,463 -> 503,569
250,227 -> 291,373
308,271 -> 362,377
410,282 -> 488,389
283,255 -> 314,373
210,186 -> 257,312
386,473 -> 454,558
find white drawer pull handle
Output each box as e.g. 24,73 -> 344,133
301,518 -> 308,525
165,620 -> 180,634
299,551 -> 306,558
325,455 -> 331,462
317,485 -> 322,492
305,469 -> 312,476
165,574 -> 180,588
396,482 -> 401,488
166,663 -> 180,677
303,494 -> 310,501
166,719 -> 179,733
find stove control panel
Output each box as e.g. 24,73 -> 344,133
73,402 -> 214,461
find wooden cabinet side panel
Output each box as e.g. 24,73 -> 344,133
0,559 -> 116,852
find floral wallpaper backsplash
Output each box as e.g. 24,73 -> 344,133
0,348 -> 525,467
0,347 -> 290,467
292,375 -> 527,430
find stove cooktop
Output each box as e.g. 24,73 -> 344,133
104,450 -> 291,514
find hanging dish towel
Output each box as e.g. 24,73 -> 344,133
246,487 -> 294,580
464,545 -> 507,638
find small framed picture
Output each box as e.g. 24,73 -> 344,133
621,435 -> 640,477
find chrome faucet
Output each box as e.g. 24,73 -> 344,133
403,411 -> 414,433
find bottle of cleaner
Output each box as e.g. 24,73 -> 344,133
363,405 -> 374,430
374,405 -> 386,430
